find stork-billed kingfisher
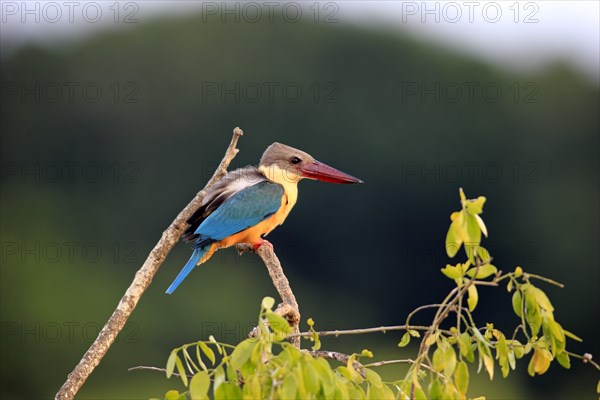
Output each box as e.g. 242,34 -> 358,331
166,142 -> 363,294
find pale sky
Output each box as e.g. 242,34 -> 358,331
1,1 -> 598,81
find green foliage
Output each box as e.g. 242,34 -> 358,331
160,189 -> 597,399
406,189 -> 587,398
163,297 -> 397,399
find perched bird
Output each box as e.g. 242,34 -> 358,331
166,142 -> 363,294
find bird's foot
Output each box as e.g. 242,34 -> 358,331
253,239 -> 273,251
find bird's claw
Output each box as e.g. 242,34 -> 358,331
253,239 -> 273,251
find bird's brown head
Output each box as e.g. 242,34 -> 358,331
259,142 -> 363,184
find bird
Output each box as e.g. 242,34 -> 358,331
166,142 -> 363,294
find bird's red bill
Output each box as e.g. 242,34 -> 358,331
300,160 -> 363,184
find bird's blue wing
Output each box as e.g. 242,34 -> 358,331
194,181 -> 284,244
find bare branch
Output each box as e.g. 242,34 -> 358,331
55,127 -> 245,400
128,366 -> 193,379
237,243 -> 301,348
288,324 -> 449,338
566,351 -> 600,371
524,273 -> 565,288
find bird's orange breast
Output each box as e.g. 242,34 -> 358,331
216,193 -> 290,249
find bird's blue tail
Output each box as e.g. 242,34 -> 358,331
166,247 -> 207,294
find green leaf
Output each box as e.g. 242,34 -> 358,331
441,264 -> 463,280
467,284 -> 478,311
428,379 -> 443,400
198,342 -> 216,365
472,327 -> 489,347
556,351 -> 571,369
465,196 -> 486,214
465,214 -> 482,246
532,286 -> 554,312
302,360 -> 320,394
459,188 -> 467,204
481,349 -> 494,380
454,361 -> 469,395
432,347 -> 445,373
247,375 -> 262,399
313,358 -> 335,396
524,287 -> 542,336
212,365 -> 225,395
442,382 -> 459,400
209,336 -> 223,355
414,386 -> 427,400
261,296 -> 275,311
337,366 -> 353,381
225,361 -> 238,383
175,355 -> 188,387
195,345 -> 204,372
548,320 -> 566,344
446,222 -> 463,258
475,332 -> 494,380
165,390 -> 180,400
190,371 -> 210,400
466,264 -> 497,279
408,329 -> 421,337
563,329 -> 583,342
476,245 -> 491,263
512,340 -> 525,359
444,346 -> 457,377
334,378 -> 350,399
279,373 -> 297,399
508,349 -> 516,370
166,352 -> 177,379
365,369 -> 383,387
215,382 -> 242,400
345,354 -> 364,384
474,214 -> 488,237
368,383 -> 394,400
311,331 -> 321,351
265,311 -> 291,340
347,386 -> 366,400
284,343 -> 302,361
459,332 -> 475,363
398,332 -> 411,347
229,339 -> 257,370
512,291 -> 523,318
496,333 -> 510,378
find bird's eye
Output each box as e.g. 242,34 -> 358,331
290,157 -> 302,165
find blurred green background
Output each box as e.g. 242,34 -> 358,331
1,4 -> 598,399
